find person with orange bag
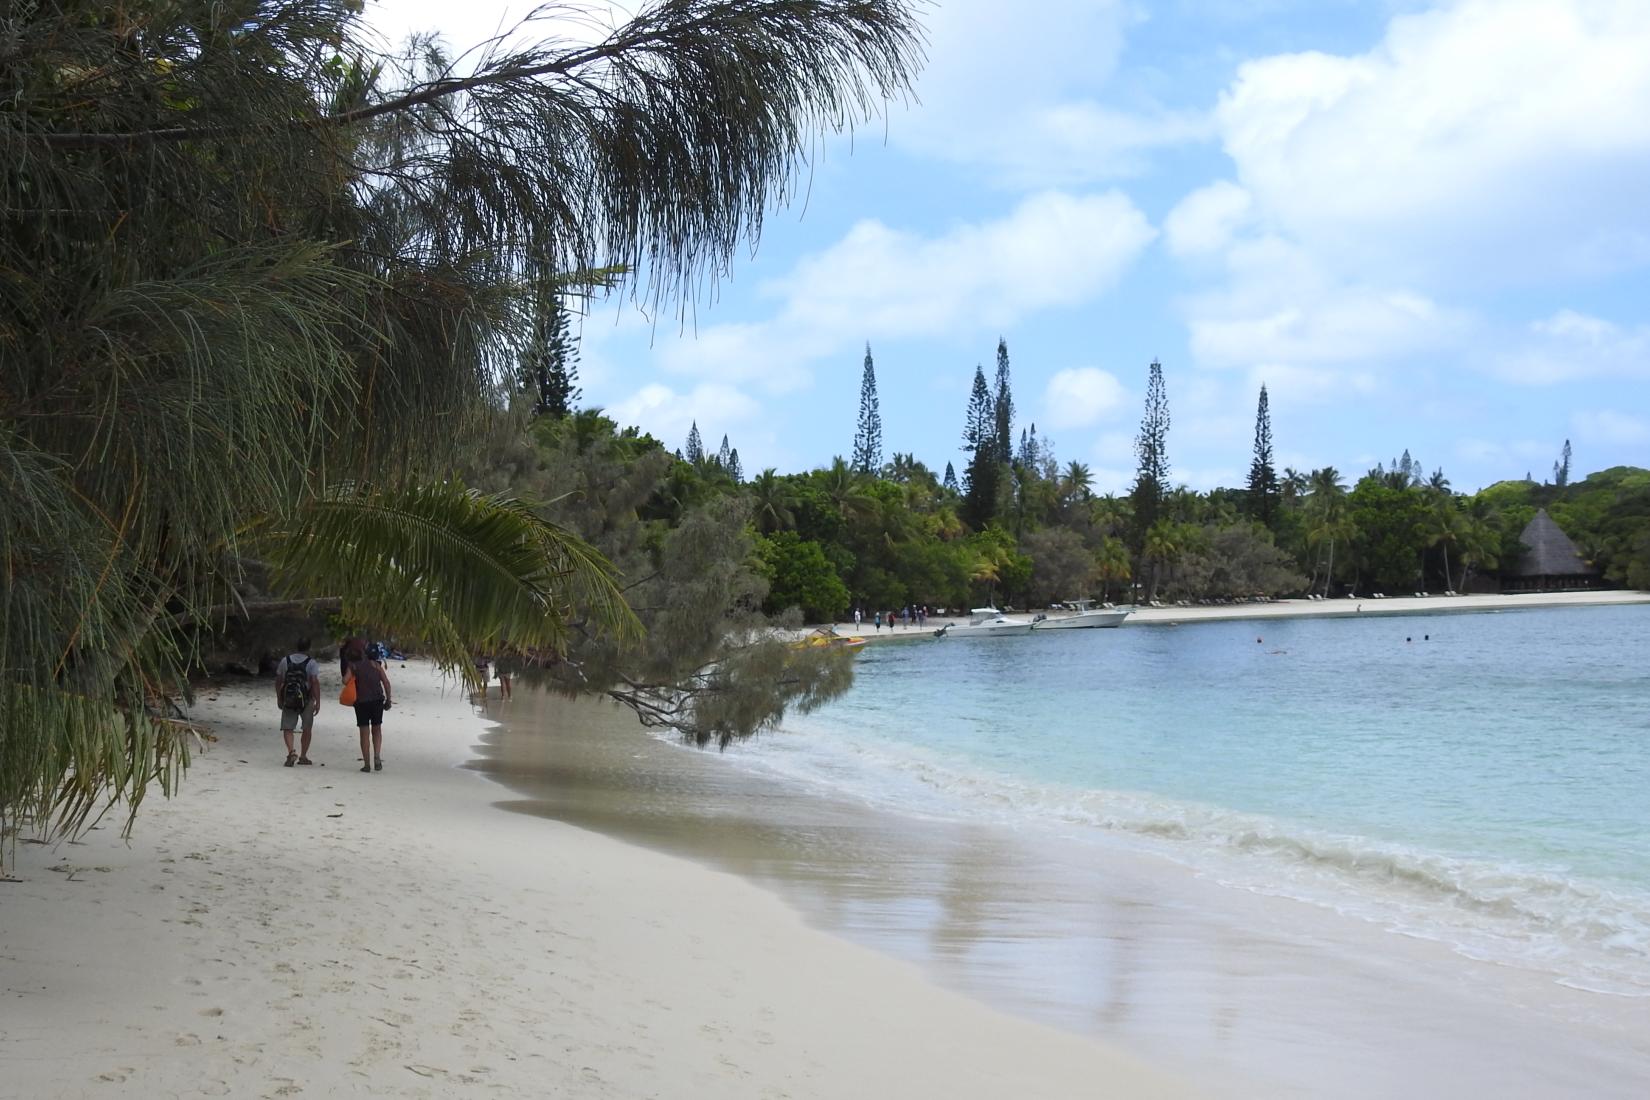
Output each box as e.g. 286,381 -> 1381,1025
340,639 -> 393,773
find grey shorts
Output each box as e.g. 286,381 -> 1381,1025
280,707 -> 315,733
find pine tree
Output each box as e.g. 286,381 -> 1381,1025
1554,438 -> 1572,488
961,364 -> 1000,529
717,433 -> 733,469
942,461 -> 959,494
1246,384 -> 1279,528
1017,423 -> 1040,469
684,421 -> 704,465
852,343 -> 883,475
1130,359 -> 1170,548
517,284 -> 581,417
963,364 -> 994,452
727,448 -> 744,483
993,338 -> 1014,465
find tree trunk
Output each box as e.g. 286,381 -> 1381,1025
1323,539 -> 1336,597
1440,544 -> 1450,594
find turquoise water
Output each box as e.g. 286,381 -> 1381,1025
725,605 -> 1650,995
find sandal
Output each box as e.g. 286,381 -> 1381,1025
360,764 -> 371,773
374,757 -> 383,771
296,757 -> 313,765
285,751 -> 297,767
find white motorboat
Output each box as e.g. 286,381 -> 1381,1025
935,607 -> 1036,638
1030,599 -> 1131,629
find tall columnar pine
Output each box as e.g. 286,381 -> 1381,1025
1246,384 -> 1280,528
1554,439 -> 1572,488
518,282 -> 580,418
1017,423 -> 1040,470
942,462 -> 959,495
717,434 -> 733,469
728,448 -> 744,483
685,421 -> 704,465
852,343 -> 884,476
993,338 -> 1015,465
1130,359 -> 1171,551
961,364 -> 1000,529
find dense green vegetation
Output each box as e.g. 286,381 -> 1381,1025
643,352 -> 1650,622
0,0 -> 923,844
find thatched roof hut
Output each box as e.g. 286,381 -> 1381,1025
1507,509 -> 1597,590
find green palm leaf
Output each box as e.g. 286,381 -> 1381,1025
269,483 -> 639,677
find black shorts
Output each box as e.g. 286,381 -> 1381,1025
352,700 -> 385,726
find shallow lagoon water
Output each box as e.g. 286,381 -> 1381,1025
755,605 -> 1650,995
472,603 -> 1650,1095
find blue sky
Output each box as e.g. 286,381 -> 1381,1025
371,0 -> 1650,493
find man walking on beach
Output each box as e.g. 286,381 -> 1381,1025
275,640 -> 322,767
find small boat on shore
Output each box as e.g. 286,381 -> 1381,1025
1031,599 -> 1131,630
791,627 -> 866,651
935,607 -> 1036,638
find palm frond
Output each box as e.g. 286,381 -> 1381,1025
270,482 -> 639,677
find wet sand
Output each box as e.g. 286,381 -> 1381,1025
472,689 -> 1650,1098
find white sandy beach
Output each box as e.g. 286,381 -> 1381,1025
0,665 -> 1193,1099
838,588 -> 1650,640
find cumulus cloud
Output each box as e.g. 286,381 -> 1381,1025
1164,181 -> 1253,258
1044,368 -> 1128,430
1215,0 -> 1650,286
879,0 -> 1211,185
606,382 -> 760,448
1169,0 -> 1650,390
1571,409 -> 1650,446
1496,310 -> 1650,384
1246,364 -> 1377,406
659,190 -> 1156,387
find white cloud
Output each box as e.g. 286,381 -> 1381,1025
1164,181 -> 1254,258
1168,0 -> 1650,391
1043,368 -> 1128,430
1215,0 -> 1650,286
1496,309 -> 1650,384
1246,364 -> 1377,406
1571,410 -> 1650,446
1179,233 -> 1474,370
606,382 -> 760,448
364,1 -> 628,63
659,191 -> 1156,387
1456,437 -> 1561,472
887,0 -> 1208,184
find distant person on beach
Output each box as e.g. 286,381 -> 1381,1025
874,611 -> 882,632
495,654 -> 514,700
344,640 -> 393,773
473,652 -> 491,694
274,640 -> 321,767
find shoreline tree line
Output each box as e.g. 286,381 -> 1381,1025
657,345 -> 1650,621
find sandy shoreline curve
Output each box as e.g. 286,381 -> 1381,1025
833,588 -> 1650,641
0,664 -> 1195,1099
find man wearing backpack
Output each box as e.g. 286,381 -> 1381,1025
274,639 -> 322,767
